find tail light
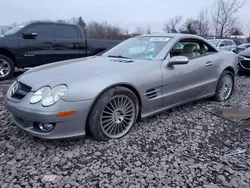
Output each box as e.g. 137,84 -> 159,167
238,48 -> 245,51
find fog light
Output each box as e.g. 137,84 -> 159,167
38,123 -> 55,132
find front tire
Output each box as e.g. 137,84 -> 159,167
214,70 -> 234,102
87,86 -> 139,141
0,55 -> 15,81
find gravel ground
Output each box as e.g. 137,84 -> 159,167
0,75 -> 250,188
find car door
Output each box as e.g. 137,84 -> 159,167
17,23 -> 54,67
51,24 -> 87,62
161,39 -> 216,107
225,40 -> 232,51
230,40 -> 236,52
219,40 -> 227,51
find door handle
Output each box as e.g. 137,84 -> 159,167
205,61 -> 212,67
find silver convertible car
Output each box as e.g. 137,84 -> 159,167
4,33 -> 238,141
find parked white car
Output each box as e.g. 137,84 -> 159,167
208,39 -> 237,53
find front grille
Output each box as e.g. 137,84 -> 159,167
242,55 -> 250,59
240,60 -> 250,69
11,82 -> 32,100
12,115 -> 33,128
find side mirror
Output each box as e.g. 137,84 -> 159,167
220,43 -> 225,47
168,56 -> 189,66
22,32 -> 38,39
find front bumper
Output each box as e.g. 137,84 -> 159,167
4,92 -> 94,140
237,56 -> 250,73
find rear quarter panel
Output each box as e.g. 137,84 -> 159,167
211,51 -> 238,89
215,51 -> 238,75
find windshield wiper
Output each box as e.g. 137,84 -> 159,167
108,55 -> 132,59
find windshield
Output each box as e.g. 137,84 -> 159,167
238,43 -> 250,48
101,36 -> 172,60
209,39 -> 221,47
4,25 -> 25,35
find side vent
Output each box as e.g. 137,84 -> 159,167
110,59 -> 134,63
145,88 -> 158,99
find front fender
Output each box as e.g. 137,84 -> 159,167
62,75 -> 140,102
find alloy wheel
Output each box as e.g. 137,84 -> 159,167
218,74 -> 233,101
100,95 -> 136,139
0,58 -> 10,78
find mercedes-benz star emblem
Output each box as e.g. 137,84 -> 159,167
11,82 -> 19,96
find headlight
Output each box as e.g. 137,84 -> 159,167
29,85 -> 68,107
30,86 -> 50,104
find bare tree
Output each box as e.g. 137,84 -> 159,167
247,22 -> 250,42
0,25 -> 10,34
180,18 -> 198,34
229,20 -> 243,36
56,19 -> 68,23
135,26 -> 145,35
68,17 -> 78,25
77,16 -> 87,35
0,22 -> 18,34
230,27 -> 243,36
164,16 -> 182,33
196,8 -> 210,36
211,0 -> 246,38
180,9 -> 210,36
86,21 -> 130,40
146,24 -> 151,34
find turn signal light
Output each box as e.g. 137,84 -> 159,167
57,110 -> 76,117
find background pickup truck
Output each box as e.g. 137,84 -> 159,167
0,21 -> 121,80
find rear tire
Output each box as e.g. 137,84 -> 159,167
87,86 -> 139,141
0,55 -> 15,81
214,70 -> 234,102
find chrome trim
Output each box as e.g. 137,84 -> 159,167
238,56 -> 250,70
238,55 -> 250,61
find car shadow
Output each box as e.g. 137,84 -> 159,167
237,72 -> 250,77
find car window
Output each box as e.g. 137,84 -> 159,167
173,42 -> 184,49
225,40 -> 231,46
170,39 -> 217,59
239,43 -> 250,48
128,42 -> 155,54
230,41 -> 235,45
233,40 -> 241,45
220,41 -> 226,47
52,25 -> 78,39
209,39 -> 220,47
23,24 -> 52,39
4,25 -> 26,35
101,36 -> 172,60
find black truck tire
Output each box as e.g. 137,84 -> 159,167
0,54 -> 15,81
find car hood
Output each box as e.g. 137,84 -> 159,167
17,56 -> 142,91
238,48 -> 250,57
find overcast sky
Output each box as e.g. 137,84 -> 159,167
1,0 -> 250,34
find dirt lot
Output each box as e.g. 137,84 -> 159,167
0,75 -> 250,188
